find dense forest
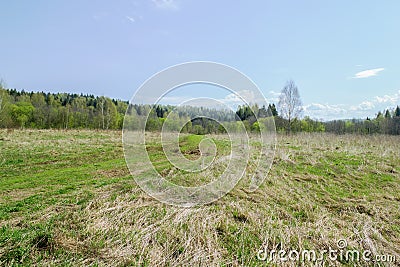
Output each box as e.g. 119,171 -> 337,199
0,87 -> 399,135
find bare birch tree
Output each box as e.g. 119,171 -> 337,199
278,80 -> 303,133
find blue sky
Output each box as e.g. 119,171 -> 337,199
1,0 -> 399,120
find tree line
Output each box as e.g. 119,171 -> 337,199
0,86 -> 399,135
0,88 -> 126,129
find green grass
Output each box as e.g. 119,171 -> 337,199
145,133 -> 232,187
0,130 -> 399,266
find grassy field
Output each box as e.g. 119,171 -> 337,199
0,129 -> 399,266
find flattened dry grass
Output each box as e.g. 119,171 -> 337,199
0,130 -> 399,266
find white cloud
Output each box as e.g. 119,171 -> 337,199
145,87 -> 400,121
268,90 -> 281,97
222,93 -> 241,104
221,90 -> 257,106
374,90 -> 400,105
352,68 -> 384,79
152,0 -> 179,10
304,103 -> 345,113
350,101 -> 375,111
126,15 -> 135,22
303,103 -> 347,120
265,90 -> 280,103
303,90 -> 400,120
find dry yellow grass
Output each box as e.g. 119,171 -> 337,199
0,130 -> 399,266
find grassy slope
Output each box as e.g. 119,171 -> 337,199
0,129 -> 399,266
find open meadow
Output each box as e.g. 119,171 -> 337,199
0,129 -> 399,266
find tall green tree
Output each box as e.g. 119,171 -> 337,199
70,97 -> 88,128
31,93 -> 46,128
10,102 -> 35,128
269,103 -> 278,116
0,87 -> 11,127
104,97 -> 118,129
395,106 -> 400,117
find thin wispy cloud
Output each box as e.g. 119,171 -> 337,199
126,16 -> 135,23
352,68 -> 384,79
152,0 -> 179,10
92,12 -> 109,21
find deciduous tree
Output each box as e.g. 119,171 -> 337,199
278,80 -> 303,133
